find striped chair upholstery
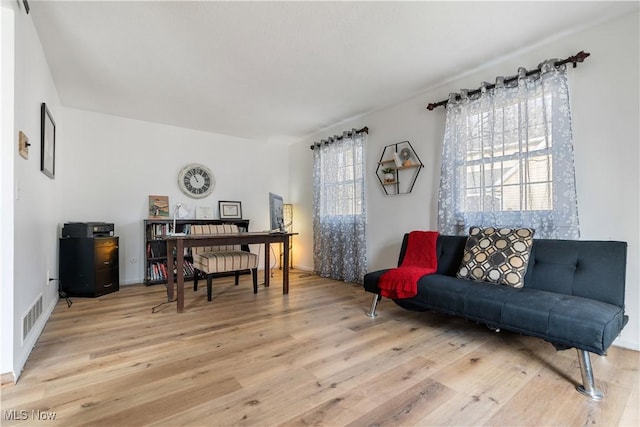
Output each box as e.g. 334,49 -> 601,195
191,224 -> 259,301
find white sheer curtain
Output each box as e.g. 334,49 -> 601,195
438,59 -> 580,239
312,130 -> 367,283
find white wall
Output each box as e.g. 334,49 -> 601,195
60,108 -> 290,284
4,3 -> 64,379
1,1 -> 16,380
289,11 -> 640,351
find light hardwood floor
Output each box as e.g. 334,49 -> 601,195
1,271 -> 638,426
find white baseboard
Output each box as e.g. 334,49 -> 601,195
613,337 -> 640,352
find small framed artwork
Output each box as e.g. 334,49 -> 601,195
195,206 -> 214,219
40,103 -> 56,179
219,201 -> 242,219
148,195 -> 170,219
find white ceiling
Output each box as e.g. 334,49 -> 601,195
29,1 -> 638,143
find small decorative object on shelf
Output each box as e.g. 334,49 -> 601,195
399,147 -> 414,166
376,141 -> 424,195
381,167 -> 395,183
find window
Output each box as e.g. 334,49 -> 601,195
438,62 -> 579,239
318,144 -> 364,216
461,95 -> 552,213
312,130 -> 367,283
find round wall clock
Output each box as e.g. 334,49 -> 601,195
178,163 -> 215,199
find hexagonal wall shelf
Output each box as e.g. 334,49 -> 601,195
376,141 -> 424,195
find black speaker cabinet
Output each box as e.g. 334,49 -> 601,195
59,236 -> 120,297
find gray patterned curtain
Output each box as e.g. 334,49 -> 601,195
312,130 -> 367,283
438,60 -> 580,239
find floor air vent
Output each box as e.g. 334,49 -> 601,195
22,295 -> 43,343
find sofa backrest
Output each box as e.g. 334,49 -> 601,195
398,234 -> 467,277
398,234 -> 627,307
524,239 -> 627,307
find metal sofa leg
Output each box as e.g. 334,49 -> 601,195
576,349 -> 604,400
365,294 -> 381,318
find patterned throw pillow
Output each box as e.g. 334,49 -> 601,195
457,226 -> 535,288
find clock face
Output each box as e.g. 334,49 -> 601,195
178,164 -> 215,199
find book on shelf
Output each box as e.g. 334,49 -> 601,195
148,260 -> 198,282
149,222 -> 194,239
160,263 -> 168,279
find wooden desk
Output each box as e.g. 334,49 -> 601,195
164,232 -> 296,313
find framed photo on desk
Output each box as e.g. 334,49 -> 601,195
219,201 -> 242,219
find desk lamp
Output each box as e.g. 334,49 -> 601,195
171,203 -> 187,236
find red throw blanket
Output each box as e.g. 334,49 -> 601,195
378,231 -> 439,299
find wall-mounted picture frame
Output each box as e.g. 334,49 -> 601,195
40,103 -> 56,179
219,201 -> 242,219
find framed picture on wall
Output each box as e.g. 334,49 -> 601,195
219,201 -> 242,219
40,103 -> 56,179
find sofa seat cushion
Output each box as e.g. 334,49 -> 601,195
392,274 -> 625,355
193,250 -> 258,274
502,292 -> 626,354
364,269 -> 391,294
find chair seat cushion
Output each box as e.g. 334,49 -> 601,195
193,250 -> 258,273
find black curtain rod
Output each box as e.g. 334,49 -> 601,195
309,126 -> 369,150
426,50 -> 590,111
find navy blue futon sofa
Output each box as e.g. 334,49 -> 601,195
363,234 -> 628,400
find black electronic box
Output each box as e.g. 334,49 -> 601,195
62,222 -> 115,238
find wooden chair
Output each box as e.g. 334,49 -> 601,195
191,224 -> 258,301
